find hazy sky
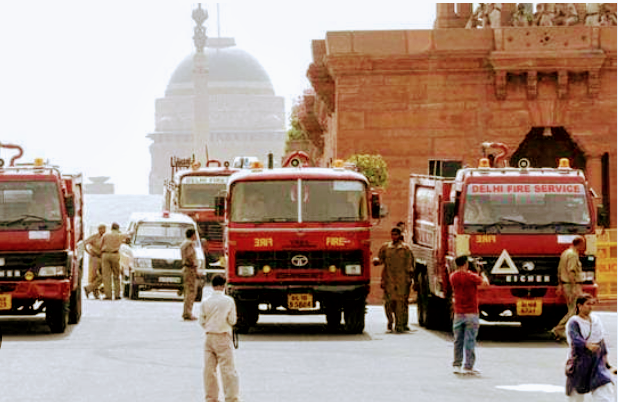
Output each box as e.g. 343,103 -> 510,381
0,2 -> 436,194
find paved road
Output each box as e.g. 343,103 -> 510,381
0,288 -> 616,402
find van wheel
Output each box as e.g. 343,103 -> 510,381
129,274 -> 139,300
46,300 -> 68,333
195,285 -> 203,302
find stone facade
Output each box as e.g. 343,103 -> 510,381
301,6 -> 617,303
148,38 -> 285,195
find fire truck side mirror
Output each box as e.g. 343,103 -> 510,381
64,194 -> 75,218
597,205 -> 610,228
214,196 -> 225,217
370,194 -> 381,219
443,201 -> 456,225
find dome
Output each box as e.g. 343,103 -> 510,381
166,37 -> 274,96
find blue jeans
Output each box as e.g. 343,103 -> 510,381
452,313 -> 480,369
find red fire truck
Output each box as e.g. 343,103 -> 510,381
164,157 -> 238,277
408,145 -> 599,331
215,152 -> 384,333
0,144 -> 84,333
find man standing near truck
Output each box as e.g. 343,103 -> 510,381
551,236 -> 586,341
375,226 -> 414,333
181,228 -> 199,320
83,224 -> 106,299
100,223 -> 128,300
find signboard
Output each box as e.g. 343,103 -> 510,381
182,176 -> 227,184
467,183 -> 584,195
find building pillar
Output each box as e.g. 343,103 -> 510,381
434,3 -> 455,28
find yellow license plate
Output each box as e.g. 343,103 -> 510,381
287,293 -> 313,309
516,298 -> 542,316
0,293 -> 11,310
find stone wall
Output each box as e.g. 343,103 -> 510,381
302,25 -> 617,304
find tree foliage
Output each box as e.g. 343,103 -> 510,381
285,101 -> 309,153
346,154 -> 388,188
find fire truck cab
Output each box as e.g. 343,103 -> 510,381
164,157 -> 238,277
216,152 -> 383,334
0,144 -> 84,333
408,151 -> 598,331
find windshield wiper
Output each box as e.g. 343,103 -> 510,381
477,218 -> 526,233
0,214 -> 51,226
529,221 -> 583,228
330,217 -> 358,222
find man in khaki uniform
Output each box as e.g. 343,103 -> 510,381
199,274 -> 240,402
181,228 -> 199,320
83,224 -> 106,299
552,236 -> 586,340
374,226 -> 414,333
100,222 -> 127,300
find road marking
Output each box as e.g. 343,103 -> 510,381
495,384 -> 564,393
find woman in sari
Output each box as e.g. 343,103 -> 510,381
565,293 -> 615,401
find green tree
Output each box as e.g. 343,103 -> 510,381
284,101 -> 309,153
346,154 -> 388,188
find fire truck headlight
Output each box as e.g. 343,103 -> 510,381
329,265 -> 337,273
584,272 -> 595,282
344,264 -> 361,275
262,265 -> 271,274
39,266 -> 65,276
135,258 -> 152,268
237,266 -> 255,276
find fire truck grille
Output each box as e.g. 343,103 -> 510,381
481,256 -> 594,286
0,252 -> 68,281
151,259 -> 183,270
198,222 -> 224,242
235,250 -> 363,270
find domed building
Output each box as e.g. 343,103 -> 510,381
147,37 -> 285,195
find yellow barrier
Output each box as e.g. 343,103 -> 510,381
596,229 -> 617,300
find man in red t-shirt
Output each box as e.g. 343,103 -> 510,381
450,255 -> 488,374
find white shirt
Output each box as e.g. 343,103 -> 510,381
565,314 -> 609,359
199,290 -> 237,335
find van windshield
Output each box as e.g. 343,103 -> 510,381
134,223 -> 195,247
0,181 -> 63,230
179,175 -> 227,209
230,179 -> 368,223
462,182 -> 591,234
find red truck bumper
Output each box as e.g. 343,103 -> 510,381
1,279 -> 72,302
478,284 -> 598,306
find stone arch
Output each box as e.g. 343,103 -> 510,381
509,127 -> 586,170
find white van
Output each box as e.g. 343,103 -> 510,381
120,211 -> 206,300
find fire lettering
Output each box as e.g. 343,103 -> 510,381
326,237 -> 347,247
254,238 -> 273,247
475,235 -> 496,244
533,184 -> 582,193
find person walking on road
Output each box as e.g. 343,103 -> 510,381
181,228 -> 199,321
552,236 -> 586,341
450,255 -> 488,375
565,293 -> 616,401
374,226 -> 414,333
83,224 -> 106,299
100,222 -> 127,300
199,274 -> 241,402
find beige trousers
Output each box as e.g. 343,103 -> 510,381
553,283 -> 582,338
102,253 -> 121,299
85,255 -> 103,292
204,333 -> 240,402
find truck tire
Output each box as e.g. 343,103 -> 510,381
417,272 -> 448,330
325,305 -> 342,331
235,300 -> 258,334
46,300 -> 68,334
68,275 -> 82,324
343,301 -> 365,334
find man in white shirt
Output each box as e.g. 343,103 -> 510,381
199,275 -> 240,402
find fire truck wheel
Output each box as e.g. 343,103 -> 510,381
46,300 -> 68,334
235,301 -> 258,334
325,306 -> 342,330
416,272 -> 448,330
195,285 -> 203,302
343,302 -> 365,334
68,275 -> 82,324
129,276 -> 140,300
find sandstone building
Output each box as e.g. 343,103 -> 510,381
299,3 -> 617,302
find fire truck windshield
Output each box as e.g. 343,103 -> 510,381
179,176 -> 227,209
462,182 -> 591,234
230,179 -> 368,223
133,222 -> 194,247
0,181 -> 62,230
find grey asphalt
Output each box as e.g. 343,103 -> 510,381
0,288 -> 616,402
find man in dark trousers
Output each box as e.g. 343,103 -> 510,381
374,226 -> 414,333
199,274 -> 240,402
450,255 -> 488,375
180,228 -> 199,321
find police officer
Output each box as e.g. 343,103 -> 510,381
181,228 -> 199,320
100,223 -> 128,300
83,224 -> 106,299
